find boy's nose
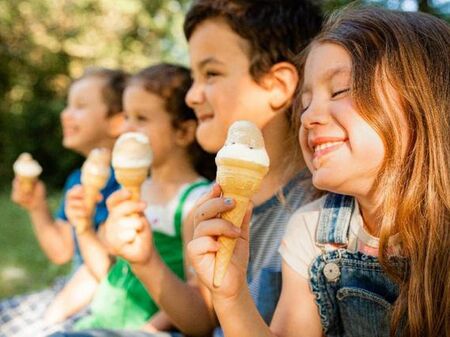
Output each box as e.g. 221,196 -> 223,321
60,107 -> 72,121
185,82 -> 204,108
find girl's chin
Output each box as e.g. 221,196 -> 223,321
312,173 -> 341,194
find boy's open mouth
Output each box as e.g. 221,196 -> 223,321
197,114 -> 214,123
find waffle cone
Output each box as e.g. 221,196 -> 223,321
77,172 -> 109,234
16,175 -> 37,195
114,167 -> 148,201
213,158 -> 268,287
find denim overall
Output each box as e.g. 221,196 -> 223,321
309,193 -> 400,337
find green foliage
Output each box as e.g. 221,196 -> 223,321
0,0 -> 447,191
0,0 -> 191,189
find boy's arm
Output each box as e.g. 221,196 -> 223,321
131,249 -> 216,336
44,264 -> 98,324
66,185 -> 112,280
104,189 -> 216,337
11,179 -> 74,264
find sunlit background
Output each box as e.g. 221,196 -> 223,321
0,0 -> 448,298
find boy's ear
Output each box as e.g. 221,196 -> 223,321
174,119 -> 197,147
262,62 -> 299,112
108,112 -> 125,138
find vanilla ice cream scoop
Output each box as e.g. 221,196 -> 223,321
112,132 -> 153,169
81,148 -> 111,179
216,120 -> 269,167
13,153 -> 42,177
112,132 -> 152,202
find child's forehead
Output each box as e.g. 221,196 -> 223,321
69,76 -> 105,99
71,76 -> 105,91
188,17 -> 251,61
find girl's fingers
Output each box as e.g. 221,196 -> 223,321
70,209 -> 88,219
117,228 -> 138,244
106,189 -> 132,210
194,197 -> 235,226
116,216 -> 142,231
109,200 -> 146,219
68,199 -> 87,210
188,236 -> 220,257
194,183 -> 222,208
193,218 -> 241,240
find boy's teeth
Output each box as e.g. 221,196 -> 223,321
314,141 -> 344,152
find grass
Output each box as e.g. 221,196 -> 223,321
0,189 -> 70,299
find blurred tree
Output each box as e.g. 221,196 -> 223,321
0,0 -> 447,188
0,0 -> 192,188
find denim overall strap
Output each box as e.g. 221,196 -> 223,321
316,193 -> 355,246
309,194 -> 400,337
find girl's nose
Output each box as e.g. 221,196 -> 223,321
123,121 -> 137,133
185,81 -> 204,108
300,101 -> 330,129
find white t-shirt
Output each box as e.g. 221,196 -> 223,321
141,178 -> 210,237
279,195 -> 383,279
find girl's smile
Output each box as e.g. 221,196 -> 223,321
299,43 -> 385,198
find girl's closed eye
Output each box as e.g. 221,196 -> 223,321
136,114 -> 148,122
205,69 -> 222,80
74,102 -> 87,109
331,88 -> 350,99
300,93 -> 312,114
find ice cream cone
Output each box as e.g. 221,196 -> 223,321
79,148 -> 111,233
213,121 -> 269,287
112,132 -> 152,220
114,167 -> 149,201
214,158 -> 268,287
17,175 -> 38,195
13,153 -> 42,195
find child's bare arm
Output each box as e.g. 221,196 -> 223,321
104,189 -> 216,337
11,178 -> 74,264
66,185 -> 112,280
43,265 -> 98,324
140,311 -> 173,332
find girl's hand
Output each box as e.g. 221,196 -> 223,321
104,189 -> 153,265
11,178 -> 46,212
187,184 -> 252,300
65,185 -> 95,230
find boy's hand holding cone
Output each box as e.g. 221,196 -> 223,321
213,120 -> 269,287
78,148 -> 111,234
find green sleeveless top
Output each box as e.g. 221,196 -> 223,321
74,180 -> 210,330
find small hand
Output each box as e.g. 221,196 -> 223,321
188,184 -> 252,300
11,178 -> 46,212
104,189 -> 153,264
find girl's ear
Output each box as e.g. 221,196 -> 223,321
108,112 -> 125,138
174,119 -> 197,147
261,62 -> 299,112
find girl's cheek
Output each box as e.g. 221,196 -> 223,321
299,127 -> 309,152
